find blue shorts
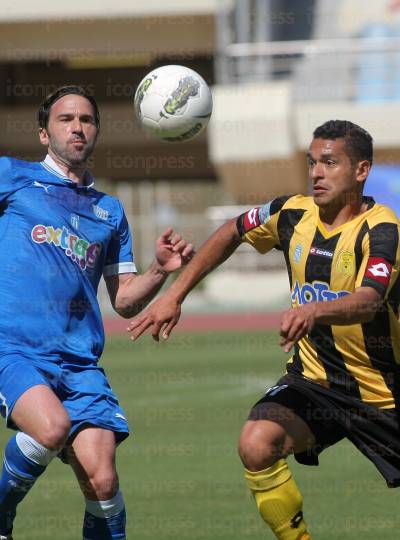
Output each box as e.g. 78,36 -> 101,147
0,353 -> 129,444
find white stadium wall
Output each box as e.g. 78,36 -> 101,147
0,0 -> 225,21
207,81 -> 400,202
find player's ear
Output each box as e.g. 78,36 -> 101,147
355,159 -> 370,184
38,127 -> 49,146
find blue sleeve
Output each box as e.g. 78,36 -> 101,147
0,157 -> 22,202
103,200 -> 137,276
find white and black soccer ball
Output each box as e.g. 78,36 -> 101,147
134,65 -> 213,142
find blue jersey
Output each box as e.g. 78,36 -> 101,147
0,156 -> 136,365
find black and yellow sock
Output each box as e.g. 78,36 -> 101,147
245,459 -> 310,540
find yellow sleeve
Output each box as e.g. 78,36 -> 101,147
236,195 -> 297,254
355,207 -> 400,298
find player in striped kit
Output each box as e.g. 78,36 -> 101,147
128,120 -> 400,539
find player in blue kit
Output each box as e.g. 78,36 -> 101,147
0,85 -> 194,540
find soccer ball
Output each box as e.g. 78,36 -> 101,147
134,65 -> 213,142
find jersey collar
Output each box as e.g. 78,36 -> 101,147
317,196 -> 376,238
41,154 -> 95,188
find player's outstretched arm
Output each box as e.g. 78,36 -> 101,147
105,227 -> 194,319
279,286 -> 383,352
127,218 -> 242,341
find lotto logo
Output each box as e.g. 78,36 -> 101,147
291,511 -> 304,529
310,246 -> 334,258
369,263 -> 389,277
365,257 -> 392,285
243,207 -> 261,231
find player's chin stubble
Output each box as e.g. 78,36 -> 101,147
52,141 -> 94,167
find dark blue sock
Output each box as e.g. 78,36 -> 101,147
83,492 -> 126,540
0,434 -> 46,535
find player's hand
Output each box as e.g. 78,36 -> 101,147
155,227 -> 194,273
279,304 -> 317,353
127,293 -> 182,341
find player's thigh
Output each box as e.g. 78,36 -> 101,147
11,384 -> 70,447
0,355 -> 70,444
239,400 -> 317,470
67,427 -> 118,498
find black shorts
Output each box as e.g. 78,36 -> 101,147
249,374 -> 400,488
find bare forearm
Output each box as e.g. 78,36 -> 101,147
115,261 -> 168,318
314,288 -> 382,325
280,287 -> 383,352
165,219 -> 241,303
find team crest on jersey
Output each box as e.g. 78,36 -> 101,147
293,244 -> 302,263
337,251 -> 355,276
31,224 -> 102,271
70,214 -> 80,229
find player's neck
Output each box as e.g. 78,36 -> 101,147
48,151 -> 87,185
319,196 -> 367,230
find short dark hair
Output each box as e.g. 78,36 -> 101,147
313,120 -> 373,165
38,85 -> 100,129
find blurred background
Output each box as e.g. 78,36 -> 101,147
1,0 -> 400,315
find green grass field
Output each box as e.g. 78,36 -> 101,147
5,331 -> 400,539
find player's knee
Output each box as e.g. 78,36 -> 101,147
238,427 -> 286,471
86,470 -> 119,500
36,414 -> 71,451
238,439 -> 283,471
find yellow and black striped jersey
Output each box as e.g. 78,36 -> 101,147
237,195 -> 400,409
